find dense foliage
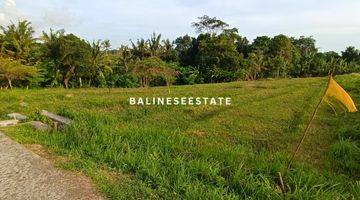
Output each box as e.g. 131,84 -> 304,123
1,16 -> 359,89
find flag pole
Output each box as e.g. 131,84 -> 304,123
278,63 -> 337,193
284,76 -> 330,175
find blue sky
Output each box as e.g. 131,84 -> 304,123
1,0 -> 359,52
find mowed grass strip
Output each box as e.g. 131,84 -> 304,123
0,75 -> 359,199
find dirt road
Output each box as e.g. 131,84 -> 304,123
0,131 -> 104,200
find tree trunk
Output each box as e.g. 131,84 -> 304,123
79,77 -> 83,88
124,63 -> 128,73
64,66 -> 75,89
7,78 -> 13,90
64,78 -> 69,89
166,81 -> 171,94
141,76 -> 146,87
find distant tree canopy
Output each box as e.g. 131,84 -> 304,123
192,15 -> 230,34
0,16 -> 359,89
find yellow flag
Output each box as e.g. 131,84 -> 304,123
325,76 -> 357,112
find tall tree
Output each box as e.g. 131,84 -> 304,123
251,36 -> 272,54
342,46 -> 360,64
148,33 -> 162,57
192,15 -> 229,34
131,57 -> 177,88
0,20 -> 36,64
77,40 -> 102,87
0,57 -> 38,89
174,35 -> 196,66
236,36 -> 251,58
292,36 -> 317,56
160,39 -> 178,62
131,38 -> 150,59
269,35 -> 296,77
132,57 -> 161,87
41,29 -> 65,87
196,31 -> 241,82
290,37 -> 317,77
42,30 -> 91,88
246,50 -> 266,80
60,34 -> 91,88
118,45 -> 133,72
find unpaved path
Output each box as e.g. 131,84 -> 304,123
0,131 -> 104,200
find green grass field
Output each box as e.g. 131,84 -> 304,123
1,74 -> 359,199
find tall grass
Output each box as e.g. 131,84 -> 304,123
1,75 -> 359,199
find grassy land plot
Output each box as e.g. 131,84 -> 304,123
0,74 -> 359,199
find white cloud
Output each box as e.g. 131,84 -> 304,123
0,0 -> 80,36
4,0 -> 15,7
0,0 -> 24,25
42,8 -> 78,28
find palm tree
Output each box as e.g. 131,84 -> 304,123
90,40 -> 102,65
0,20 -> 36,62
101,40 -> 111,53
42,29 -> 64,59
0,34 -> 8,57
247,50 -> 266,80
148,32 -> 161,57
161,39 -> 176,61
41,29 -> 65,87
131,38 -> 150,59
118,45 -> 133,72
86,40 -> 102,87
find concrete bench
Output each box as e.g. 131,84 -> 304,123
7,113 -> 27,121
29,121 -> 52,131
0,120 -> 19,127
41,110 -> 72,126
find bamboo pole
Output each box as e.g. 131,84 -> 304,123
284,75 -> 331,176
279,64 -> 337,194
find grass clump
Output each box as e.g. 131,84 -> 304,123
328,140 -> 360,177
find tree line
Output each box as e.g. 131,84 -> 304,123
0,15 -> 359,89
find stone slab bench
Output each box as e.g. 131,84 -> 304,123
41,110 -> 72,126
30,121 -> 52,131
0,120 -> 19,127
7,113 -> 27,121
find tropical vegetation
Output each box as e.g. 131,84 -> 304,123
1,16 -> 359,89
